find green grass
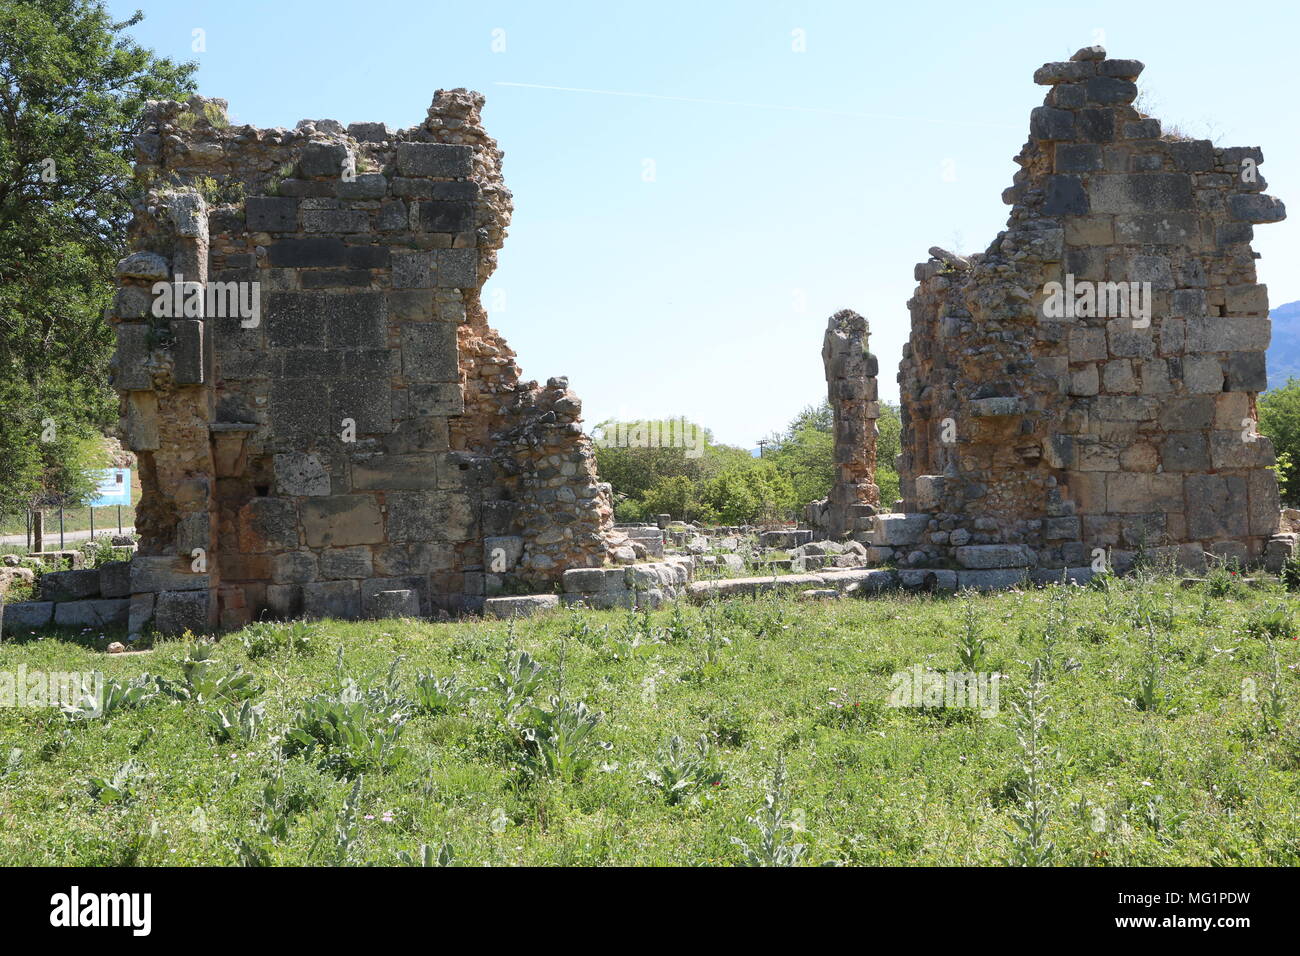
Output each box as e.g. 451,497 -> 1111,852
1,573 -> 1298,866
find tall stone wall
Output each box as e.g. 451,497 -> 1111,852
890,46 -> 1286,575
817,309 -> 880,537
112,91 -> 613,633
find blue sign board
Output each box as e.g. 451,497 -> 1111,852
88,468 -> 132,508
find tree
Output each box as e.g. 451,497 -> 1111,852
702,462 -> 795,525
0,0 -> 194,528
1259,379 -> 1300,503
765,401 -> 834,510
875,403 -> 902,508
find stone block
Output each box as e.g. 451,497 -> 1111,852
114,324 -> 153,390
956,569 -> 1029,592
484,535 -> 524,573
866,513 -> 931,547
302,580 -> 361,620
41,568 -> 101,602
1029,106 -> 1075,140
1115,213 -> 1195,244
171,319 -> 205,385
1185,474 -> 1249,539
246,196 -> 298,231
1,601 -> 54,634
265,584 -> 301,618
395,142 -> 473,178
271,551 -> 318,584
1089,173 -> 1193,214
436,249 -> 477,288
298,142 -> 351,178
301,495 -> 383,547
1224,352 -> 1268,392
53,598 -> 129,629
368,588 -> 421,619
98,561 -> 132,599
1249,469 -> 1282,537
954,544 -> 1036,569
324,292 -> 385,348
153,590 -> 213,635
1160,432 -> 1209,472
336,173 -> 388,199
1265,535 -> 1297,573
1107,473 -> 1183,513
130,555 -> 210,593
351,455 -> 439,491
267,238 -> 348,269
402,489 -> 475,542
321,546 -> 374,580
408,382 -> 465,416
347,121 -> 391,142
485,595 -> 561,619
400,322 -> 459,382
330,378 -> 392,435
238,497 -> 300,552
274,452 -> 332,496
1186,317 -> 1270,353
562,567 -> 608,593
416,201 -> 473,233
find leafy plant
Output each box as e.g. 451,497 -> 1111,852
518,697 -> 608,781
156,644 -> 262,703
645,734 -> 722,805
87,759 -> 144,805
207,700 -> 265,744
240,620 -> 314,659
492,649 -> 545,726
1246,605 -> 1295,642
1007,660 -> 1055,866
283,682 -> 407,778
396,842 -> 457,867
732,757 -> 806,866
308,777 -> 365,866
956,597 -> 986,671
62,674 -> 157,721
1259,640 -> 1289,736
412,673 -> 474,715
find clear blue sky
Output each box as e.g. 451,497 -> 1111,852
109,0 -> 1299,448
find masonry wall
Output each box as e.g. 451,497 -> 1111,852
894,47 -> 1286,574
113,91 -> 613,634
809,309 -> 880,537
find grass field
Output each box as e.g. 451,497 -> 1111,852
1,570 -> 1297,866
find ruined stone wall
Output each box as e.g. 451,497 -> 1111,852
112,91 -> 612,633
894,47 -> 1286,575
811,309 -> 880,537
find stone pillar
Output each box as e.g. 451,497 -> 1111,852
822,309 -> 880,538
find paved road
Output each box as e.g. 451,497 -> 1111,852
0,526 -> 136,549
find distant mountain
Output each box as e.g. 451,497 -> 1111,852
1268,300 -> 1300,390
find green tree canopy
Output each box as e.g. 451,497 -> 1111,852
0,0 -> 194,512
1259,378 -> 1300,503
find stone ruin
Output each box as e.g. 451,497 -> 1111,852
806,310 -> 881,538
3,46 -> 1294,636
105,90 -> 622,633
880,46 -> 1289,584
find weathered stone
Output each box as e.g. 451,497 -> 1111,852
954,545 -> 1036,569
41,568 -> 101,602
368,588 -> 421,618
1,601 -> 54,633
98,561 -> 132,599
53,599 -> 129,629
484,594 -> 560,619
153,590 -> 213,635
301,496 -> 383,548
302,580 -> 361,620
